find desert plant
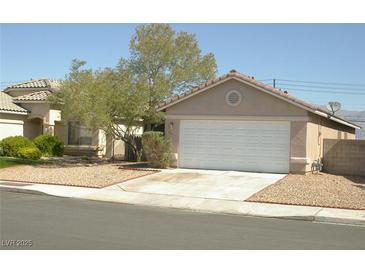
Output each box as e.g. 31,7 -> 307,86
0,136 -> 36,157
142,131 -> 171,168
33,134 -> 64,157
18,147 -> 42,160
51,24 -> 216,160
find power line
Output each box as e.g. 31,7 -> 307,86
257,79 -> 273,82
275,78 -> 365,87
276,83 -> 365,92
275,86 -> 365,96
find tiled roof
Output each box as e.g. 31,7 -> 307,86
158,70 -> 360,129
0,92 -> 28,113
4,79 -> 60,91
13,90 -> 52,102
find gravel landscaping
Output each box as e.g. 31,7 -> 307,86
0,163 -> 158,188
247,173 -> 365,210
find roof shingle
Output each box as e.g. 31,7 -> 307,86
13,90 -> 52,102
0,92 -> 28,113
4,79 -> 60,91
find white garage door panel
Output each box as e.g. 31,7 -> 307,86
179,120 -> 290,173
0,122 -> 24,140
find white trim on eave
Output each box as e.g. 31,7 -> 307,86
12,100 -> 48,104
165,114 -> 309,121
315,110 -> 361,129
0,110 -> 28,115
158,76 -> 360,130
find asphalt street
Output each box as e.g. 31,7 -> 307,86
1,190 -> 364,249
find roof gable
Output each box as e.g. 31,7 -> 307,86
165,78 -> 308,117
158,70 -> 360,129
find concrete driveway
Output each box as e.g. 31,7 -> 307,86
109,169 -> 286,201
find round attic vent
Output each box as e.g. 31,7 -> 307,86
226,90 -> 242,106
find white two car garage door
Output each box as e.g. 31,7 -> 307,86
0,120 -> 24,140
179,120 -> 290,173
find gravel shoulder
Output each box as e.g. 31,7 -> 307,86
0,163 -> 158,188
247,173 -> 365,210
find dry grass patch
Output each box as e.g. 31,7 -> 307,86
247,173 -> 365,210
0,163 -> 158,188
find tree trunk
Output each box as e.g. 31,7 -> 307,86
135,150 -> 142,162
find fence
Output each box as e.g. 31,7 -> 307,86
323,139 -> 365,176
124,136 -> 143,161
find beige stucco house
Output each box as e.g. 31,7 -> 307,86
158,70 -> 360,174
0,79 -> 135,158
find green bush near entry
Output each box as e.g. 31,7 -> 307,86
33,134 -> 64,157
18,147 -> 42,160
0,136 -> 35,157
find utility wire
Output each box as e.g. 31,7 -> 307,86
257,79 -> 273,82
275,78 -> 365,87
275,83 -> 365,92
275,87 -> 365,96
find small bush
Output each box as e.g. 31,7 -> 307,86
142,131 -> 171,168
81,155 -> 90,161
18,147 -> 42,160
33,134 -> 64,157
0,136 -> 35,157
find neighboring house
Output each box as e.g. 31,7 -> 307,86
0,79 -> 138,158
158,70 -> 360,174
0,91 -> 29,140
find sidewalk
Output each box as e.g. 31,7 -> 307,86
1,180 -> 364,226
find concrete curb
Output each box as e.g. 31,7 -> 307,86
1,184 -> 364,227
313,216 -> 364,226
0,186 -> 47,196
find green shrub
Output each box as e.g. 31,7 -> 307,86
142,131 -> 171,168
33,134 -> 64,157
81,155 -> 90,161
18,147 -> 42,160
0,136 -> 35,157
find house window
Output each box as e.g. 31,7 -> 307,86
67,121 -> 93,145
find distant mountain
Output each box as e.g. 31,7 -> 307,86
336,109 -> 365,139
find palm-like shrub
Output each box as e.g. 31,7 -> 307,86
142,131 -> 171,168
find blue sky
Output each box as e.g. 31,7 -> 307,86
1,24 -> 365,110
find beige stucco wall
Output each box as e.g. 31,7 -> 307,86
18,102 -> 62,136
23,118 -> 43,140
305,113 -> 356,172
164,79 -> 356,173
54,121 -> 68,144
167,79 -> 307,117
289,121 -> 308,173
